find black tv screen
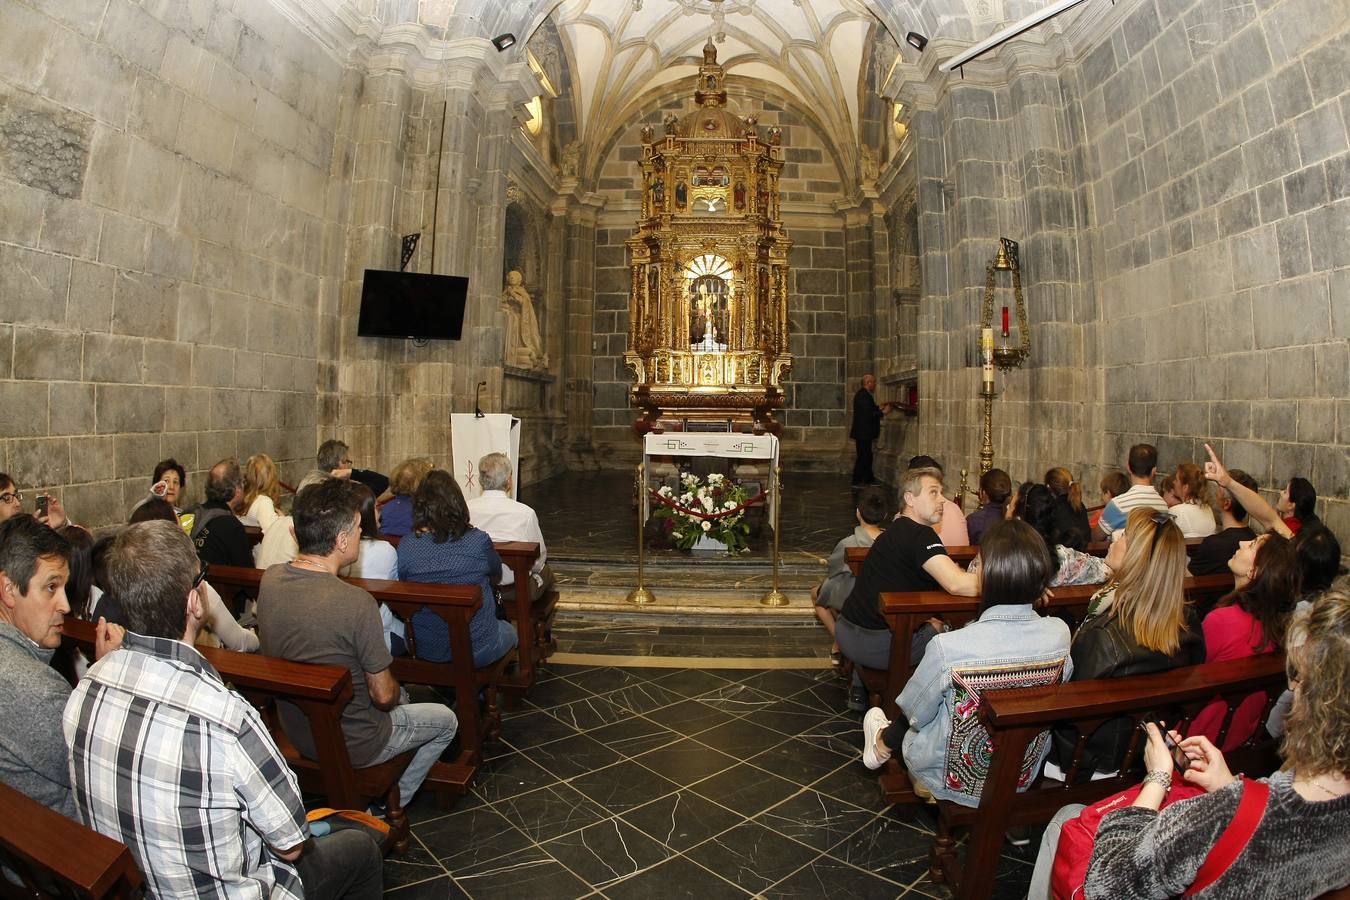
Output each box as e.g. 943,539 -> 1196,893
357,269 -> 468,340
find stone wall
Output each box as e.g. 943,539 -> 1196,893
0,0 -> 345,528
1082,0 -> 1348,527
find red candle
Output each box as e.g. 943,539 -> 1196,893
1001,306 -> 1009,337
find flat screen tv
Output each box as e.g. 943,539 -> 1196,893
357,269 -> 468,340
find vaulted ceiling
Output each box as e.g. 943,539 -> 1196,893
548,0 -> 895,150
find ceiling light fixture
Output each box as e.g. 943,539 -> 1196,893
492,33 -> 516,51
906,32 -> 928,52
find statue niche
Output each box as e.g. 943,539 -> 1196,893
501,270 -> 547,370
624,40 -> 792,435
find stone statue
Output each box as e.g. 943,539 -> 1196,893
860,146 -> 880,185
560,141 -> 580,178
500,270 -> 548,369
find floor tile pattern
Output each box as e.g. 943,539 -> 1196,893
386,664 -> 1036,898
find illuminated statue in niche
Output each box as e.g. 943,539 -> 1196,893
501,270 -> 547,370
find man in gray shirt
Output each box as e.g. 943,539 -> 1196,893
0,515 -> 120,818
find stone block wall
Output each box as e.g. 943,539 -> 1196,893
0,0 -> 345,528
1081,0 -> 1349,525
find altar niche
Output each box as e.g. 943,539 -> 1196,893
624,40 -> 793,437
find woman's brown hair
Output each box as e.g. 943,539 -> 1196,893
1281,591 -> 1350,779
1221,533 -> 1300,650
1110,507 -> 1189,655
412,469 -> 470,543
1044,467 -> 1083,512
389,457 -> 434,497
1174,462 -> 1209,507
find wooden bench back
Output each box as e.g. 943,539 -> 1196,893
846,537 -> 1204,573
0,782 -> 144,899
939,654 -> 1288,900
203,564 -> 495,774
858,573 -> 1234,722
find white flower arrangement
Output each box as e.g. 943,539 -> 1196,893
650,471 -> 753,553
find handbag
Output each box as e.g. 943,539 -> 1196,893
1050,775 -> 1270,899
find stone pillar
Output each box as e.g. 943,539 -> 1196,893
560,191 -> 604,463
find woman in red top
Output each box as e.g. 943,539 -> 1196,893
1276,476 -> 1319,534
1190,532 -> 1301,748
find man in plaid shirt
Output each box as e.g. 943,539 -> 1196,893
64,520 -> 383,899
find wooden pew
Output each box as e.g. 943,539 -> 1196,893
203,564 -> 510,796
0,782 -> 143,899
847,538 -> 1203,571
926,654 -> 1289,900
60,617 -> 416,855
241,527 -> 551,695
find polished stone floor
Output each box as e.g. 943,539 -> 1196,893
384,662 -> 1037,899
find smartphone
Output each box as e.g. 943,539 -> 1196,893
35,495 -> 48,516
1138,721 -> 1189,771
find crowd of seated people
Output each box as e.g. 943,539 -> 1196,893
842,439 -> 1346,897
0,438 -> 559,897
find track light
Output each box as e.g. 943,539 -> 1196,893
906,31 -> 928,52
491,33 -> 516,51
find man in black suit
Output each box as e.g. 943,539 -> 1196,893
850,374 -> 892,487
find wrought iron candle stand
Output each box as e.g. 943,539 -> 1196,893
978,238 -> 1031,475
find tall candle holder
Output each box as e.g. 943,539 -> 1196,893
977,237 -> 1031,474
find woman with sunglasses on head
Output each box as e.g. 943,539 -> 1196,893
1081,593 -> 1350,899
1048,508 -> 1204,779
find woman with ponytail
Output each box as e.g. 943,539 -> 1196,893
1045,467 -> 1091,550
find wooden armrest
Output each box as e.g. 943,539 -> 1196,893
0,782 -> 143,897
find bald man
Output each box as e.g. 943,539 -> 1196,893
850,374 -> 893,487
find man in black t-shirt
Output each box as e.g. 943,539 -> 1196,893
1188,468 -> 1258,576
837,467 -> 980,709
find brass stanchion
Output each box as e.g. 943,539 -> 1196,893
627,461 -> 655,606
760,465 -> 789,607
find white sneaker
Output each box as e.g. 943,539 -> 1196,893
862,707 -> 893,770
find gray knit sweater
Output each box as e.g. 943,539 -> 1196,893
1086,769 -> 1350,898
0,622 -> 77,819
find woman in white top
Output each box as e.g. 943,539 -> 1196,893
239,453 -> 283,532
342,483 -> 405,652
1170,462 -> 1217,538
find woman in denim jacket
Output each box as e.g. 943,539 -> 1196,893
861,519 -> 1073,806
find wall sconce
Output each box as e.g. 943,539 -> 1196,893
492,33 -> 516,51
906,32 -> 928,52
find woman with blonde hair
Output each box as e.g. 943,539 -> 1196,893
1051,508 -> 1203,778
240,453 -> 282,532
1083,592 -> 1350,898
1045,467 -> 1090,549
1170,461 -> 1217,538
380,457 -> 433,537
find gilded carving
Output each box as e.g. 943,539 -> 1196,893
623,40 -> 793,435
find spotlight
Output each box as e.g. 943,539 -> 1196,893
906,31 -> 928,52
492,33 -> 516,51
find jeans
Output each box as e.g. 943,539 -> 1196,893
370,702 -> 458,805
1026,802 -> 1085,900
296,828 -> 384,900
473,617 -> 519,668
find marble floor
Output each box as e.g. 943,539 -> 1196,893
385,661 -> 1038,899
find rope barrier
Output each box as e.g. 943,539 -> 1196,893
647,486 -> 766,521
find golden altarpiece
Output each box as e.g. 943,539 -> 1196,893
624,41 -> 792,435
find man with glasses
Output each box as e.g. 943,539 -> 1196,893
65,520 -> 383,899
297,439 -> 390,498
256,478 -> 456,810
0,472 -> 67,529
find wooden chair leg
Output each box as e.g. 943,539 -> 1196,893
930,816 -> 954,884
383,783 -> 410,856
484,686 -> 503,741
